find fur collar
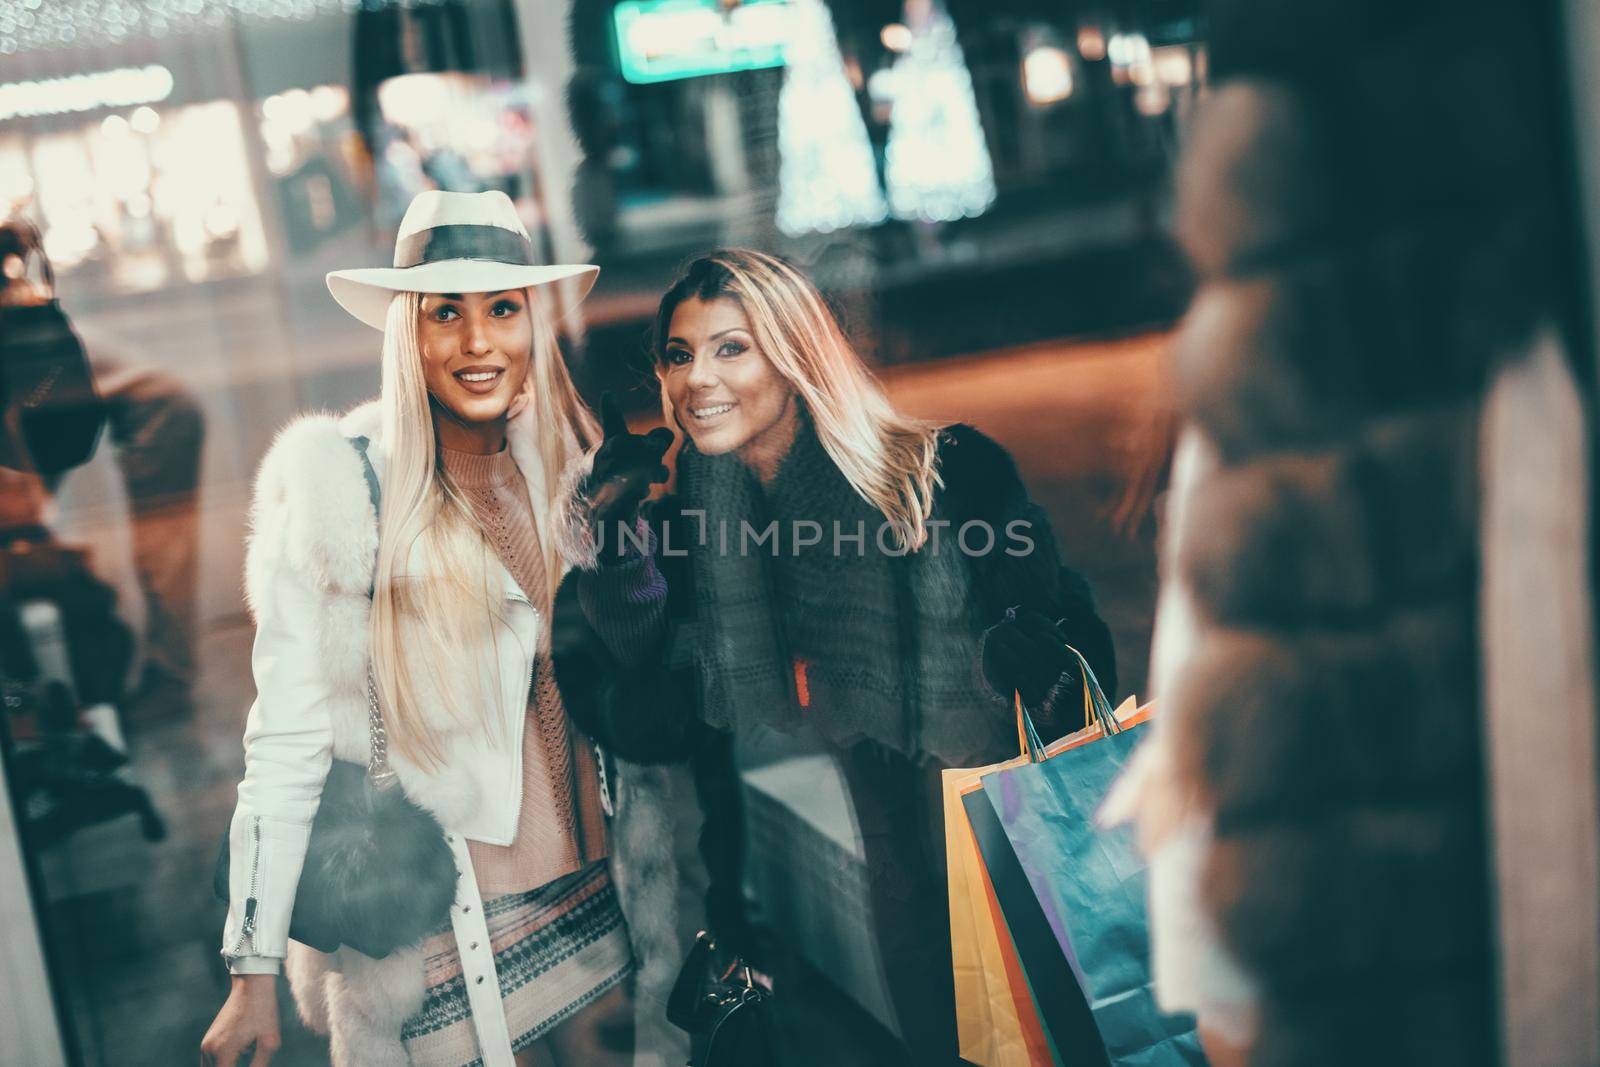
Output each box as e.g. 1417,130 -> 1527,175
245,406 -> 378,614
245,398 -> 560,616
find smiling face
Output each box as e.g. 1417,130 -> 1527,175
416,289 -> 533,452
661,296 -> 797,477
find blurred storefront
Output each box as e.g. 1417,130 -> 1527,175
563,0 -> 1204,378
573,0 -> 1203,250
0,0 -> 540,303
0,54 -> 270,296
0,0 -> 1207,404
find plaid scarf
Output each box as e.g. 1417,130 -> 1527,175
677,414 -> 1008,766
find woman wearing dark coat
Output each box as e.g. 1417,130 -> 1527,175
551,250 -> 1115,1064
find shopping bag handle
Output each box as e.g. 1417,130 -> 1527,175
1015,691 -> 1049,762
1014,643 -> 1120,764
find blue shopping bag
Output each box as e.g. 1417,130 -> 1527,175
974,651 -> 1206,1066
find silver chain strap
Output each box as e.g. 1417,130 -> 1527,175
595,744 -> 614,817
366,661 -> 604,806
366,670 -> 397,786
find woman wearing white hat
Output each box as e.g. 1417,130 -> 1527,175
201,191 -> 651,1067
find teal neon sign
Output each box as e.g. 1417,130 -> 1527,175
613,0 -> 794,85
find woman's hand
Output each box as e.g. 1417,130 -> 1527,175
980,606 -> 1080,710
506,363 -> 537,421
200,974 -> 281,1066
586,393 -> 673,542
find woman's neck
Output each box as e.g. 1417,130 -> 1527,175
737,396 -> 800,487
434,410 -> 507,455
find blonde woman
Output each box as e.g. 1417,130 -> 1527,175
552,249 -> 1117,1064
201,191 -> 653,1067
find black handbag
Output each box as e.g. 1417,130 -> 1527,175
212,436 -> 456,958
667,931 -> 777,1067
0,220 -> 105,477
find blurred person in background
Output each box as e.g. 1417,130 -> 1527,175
0,218 -> 204,716
551,248 -> 1116,1065
200,191 -> 666,1067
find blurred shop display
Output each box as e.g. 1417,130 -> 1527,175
0,0 -> 1205,324
775,0 -> 888,236
259,84 -> 367,254
567,0 -> 1205,254
351,0 -> 545,232
561,0 -> 1205,374
365,75 -> 542,226
0,0 -> 546,305
882,0 -> 996,224
0,74 -> 270,294
613,0 -> 793,84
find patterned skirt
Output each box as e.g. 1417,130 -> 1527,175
401,861 -> 633,1066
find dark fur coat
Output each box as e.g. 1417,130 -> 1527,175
1155,9 -> 1564,1052
550,422 -> 1116,767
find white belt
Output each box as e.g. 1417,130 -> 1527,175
445,832 -> 514,1067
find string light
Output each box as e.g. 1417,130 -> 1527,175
1022,45 -> 1073,106
0,0 -> 447,57
0,65 -> 174,121
883,2 -> 996,224
775,0 -> 889,236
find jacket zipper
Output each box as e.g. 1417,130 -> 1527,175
229,816 -> 262,956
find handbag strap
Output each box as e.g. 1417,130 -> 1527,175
349,434 -> 395,784
366,671 -> 395,784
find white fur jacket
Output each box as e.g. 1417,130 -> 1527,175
219,401 -> 676,1067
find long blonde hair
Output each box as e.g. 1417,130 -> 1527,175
653,249 -> 942,549
370,289 -> 599,770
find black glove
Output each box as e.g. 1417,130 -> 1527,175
980,606 -> 1081,710
585,393 -> 673,558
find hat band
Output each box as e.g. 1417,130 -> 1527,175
393,224 -> 533,269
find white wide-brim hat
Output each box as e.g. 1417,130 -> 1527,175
326,190 -> 598,330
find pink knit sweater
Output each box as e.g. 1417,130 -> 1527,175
440,445 -> 609,896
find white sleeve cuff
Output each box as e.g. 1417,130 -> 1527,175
227,955 -> 283,976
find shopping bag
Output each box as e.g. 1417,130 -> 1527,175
953,688 -> 1142,1067
945,669 -> 1158,1067
974,650 -> 1205,1065
963,787 -> 1105,1065
944,748 -> 1055,1066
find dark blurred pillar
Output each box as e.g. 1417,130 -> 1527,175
1165,1 -> 1594,1064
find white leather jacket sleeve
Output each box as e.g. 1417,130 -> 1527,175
219,559 -> 337,967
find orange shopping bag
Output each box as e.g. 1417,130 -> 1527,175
944,709 -> 1064,1066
